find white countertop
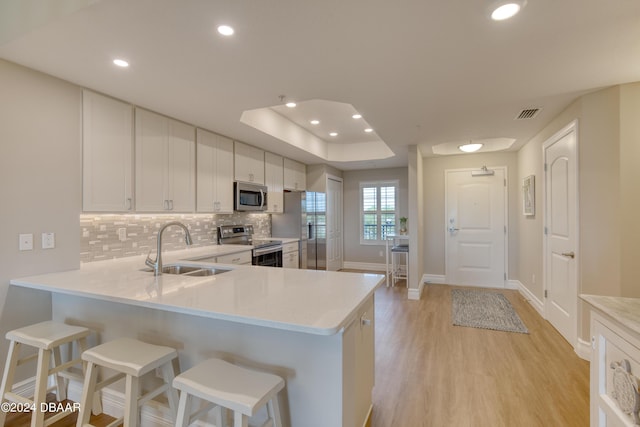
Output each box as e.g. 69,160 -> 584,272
581,294 -> 640,336
10,245 -> 383,336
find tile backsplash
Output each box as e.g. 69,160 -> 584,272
80,212 -> 270,263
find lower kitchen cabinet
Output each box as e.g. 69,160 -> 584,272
216,251 -> 252,265
585,296 -> 640,426
282,241 -> 299,269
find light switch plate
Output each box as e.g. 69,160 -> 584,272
19,234 -> 33,251
42,232 -> 55,249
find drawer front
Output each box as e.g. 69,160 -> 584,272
283,251 -> 299,269
216,251 -> 252,265
591,312 -> 640,427
282,241 -> 299,254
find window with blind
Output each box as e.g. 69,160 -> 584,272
360,180 -> 399,244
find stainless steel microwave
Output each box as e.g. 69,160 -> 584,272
234,182 -> 268,211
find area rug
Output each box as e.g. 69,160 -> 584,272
451,289 -> 529,334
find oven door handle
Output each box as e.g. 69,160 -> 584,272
253,246 -> 283,257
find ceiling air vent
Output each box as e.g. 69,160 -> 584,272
515,108 -> 541,120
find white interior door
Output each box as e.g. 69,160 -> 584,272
445,168 -> 507,288
326,177 -> 343,271
544,121 -> 578,346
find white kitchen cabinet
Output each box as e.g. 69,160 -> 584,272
216,251 -> 252,265
265,152 -> 284,213
343,296 -> 375,426
196,129 -> 234,213
282,241 -> 299,269
135,108 -> 195,212
284,158 -> 306,191
234,141 -> 264,184
82,90 -> 134,212
586,298 -> 640,427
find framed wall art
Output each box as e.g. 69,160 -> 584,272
523,175 -> 535,216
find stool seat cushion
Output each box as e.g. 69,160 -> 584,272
173,358 -> 284,417
82,337 -> 178,377
391,245 -> 409,253
6,321 -> 90,350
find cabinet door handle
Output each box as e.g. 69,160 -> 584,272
561,251 -> 575,259
164,200 -> 169,210
127,198 -> 132,210
170,200 -> 174,210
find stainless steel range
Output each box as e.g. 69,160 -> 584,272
218,225 -> 283,267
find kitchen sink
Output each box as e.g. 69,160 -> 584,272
142,264 -> 230,276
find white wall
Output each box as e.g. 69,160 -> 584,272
0,59 -> 82,373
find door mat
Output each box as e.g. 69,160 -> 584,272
451,289 -> 529,334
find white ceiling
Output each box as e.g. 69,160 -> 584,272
1,0 -> 639,170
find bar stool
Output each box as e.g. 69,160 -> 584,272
173,358 -> 284,427
391,243 -> 409,287
76,337 -> 179,427
0,321 -> 91,427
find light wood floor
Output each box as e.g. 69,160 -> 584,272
4,281 -> 589,427
370,283 -> 589,427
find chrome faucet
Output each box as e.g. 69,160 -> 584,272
146,221 -> 193,276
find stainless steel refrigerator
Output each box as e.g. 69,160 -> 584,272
271,191 -> 326,270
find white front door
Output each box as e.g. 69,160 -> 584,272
445,167 -> 507,288
544,121 -> 578,346
326,177 -> 343,271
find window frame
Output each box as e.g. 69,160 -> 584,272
359,180 -> 399,245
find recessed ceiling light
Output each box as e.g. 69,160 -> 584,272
329,132 -> 338,137
364,128 -> 373,133
113,59 -> 129,67
459,143 -> 483,153
490,1 -> 525,21
352,114 -> 362,119
285,102 -> 297,108
310,120 -> 320,125
217,25 -> 235,36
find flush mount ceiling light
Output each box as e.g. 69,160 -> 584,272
352,114 -> 362,119
459,143 -> 483,153
285,102 -> 297,108
364,128 -> 373,133
310,120 -> 320,125
329,132 -> 338,137
113,59 -> 129,67
217,25 -> 234,36
490,0 -> 526,21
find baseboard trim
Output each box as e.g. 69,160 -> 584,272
68,380 -> 177,427
512,280 -> 545,318
8,376 -> 37,398
575,338 -> 591,362
342,261 -> 386,272
423,274 -> 446,284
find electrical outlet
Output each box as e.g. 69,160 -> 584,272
19,234 -> 33,251
42,232 -> 55,249
118,228 -> 127,242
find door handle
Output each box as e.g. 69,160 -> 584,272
561,251 -> 575,259
449,227 -> 460,233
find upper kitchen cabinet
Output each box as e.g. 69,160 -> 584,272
196,129 -> 234,213
135,108 -> 196,212
264,152 -> 284,213
234,141 -> 264,185
82,90 -> 134,212
284,158 -> 306,191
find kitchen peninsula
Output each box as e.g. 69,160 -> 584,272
10,247 -> 383,427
